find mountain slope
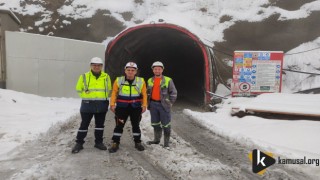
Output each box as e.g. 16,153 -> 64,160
2,0 -> 320,92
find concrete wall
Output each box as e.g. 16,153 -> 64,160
0,10 -> 20,88
5,31 -> 105,98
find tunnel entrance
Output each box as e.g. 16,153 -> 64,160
105,23 -> 213,105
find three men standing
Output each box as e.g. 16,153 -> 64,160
72,59 -> 177,153
72,57 -> 112,153
147,61 -> 177,147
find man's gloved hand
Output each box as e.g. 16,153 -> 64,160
165,99 -> 172,107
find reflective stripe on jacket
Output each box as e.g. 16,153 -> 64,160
76,71 -> 112,100
111,76 -> 147,108
147,76 -> 177,112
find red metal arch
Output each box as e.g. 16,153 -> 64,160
106,23 -> 210,102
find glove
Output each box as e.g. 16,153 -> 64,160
165,99 -> 172,107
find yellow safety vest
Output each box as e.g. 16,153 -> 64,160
116,76 -> 144,107
76,71 -> 112,100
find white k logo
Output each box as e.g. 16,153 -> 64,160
257,150 -> 266,166
251,149 -> 276,174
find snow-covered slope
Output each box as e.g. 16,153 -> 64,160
2,0 -> 320,92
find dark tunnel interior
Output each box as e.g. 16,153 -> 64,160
105,26 -> 205,105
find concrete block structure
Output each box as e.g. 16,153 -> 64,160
0,8 -> 20,88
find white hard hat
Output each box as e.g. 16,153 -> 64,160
151,61 -> 164,69
90,57 -> 103,64
125,62 -> 138,69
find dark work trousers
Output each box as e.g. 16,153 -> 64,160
111,105 -> 142,143
149,101 -> 171,134
76,112 -> 106,144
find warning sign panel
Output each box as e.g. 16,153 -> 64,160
239,82 -> 250,92
231,51 -> 283,97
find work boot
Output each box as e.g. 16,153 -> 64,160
94,143 -> 107,150
163,130 -> 171,148
108,142 -> 119,153
71,143 -> 83,154
147,128 -> 162,145
135,142 -> 145,151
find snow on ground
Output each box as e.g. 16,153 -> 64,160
140,112 -> 239,179
0,89 -> 80,160
184,93 -> 320,176
185,94 -> 320,160
0,0 -> 320,177
1,87 -> 319,177
232,93 -> 320,116
0,88 -> 242,179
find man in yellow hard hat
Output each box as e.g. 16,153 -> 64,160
72,57 -> 112,153
108,62 -> 147,153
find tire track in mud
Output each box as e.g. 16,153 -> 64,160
1,104 -> 314,179
0,113 -> 167,180
105,112 -> 171,180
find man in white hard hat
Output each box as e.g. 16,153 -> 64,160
72,57 -> 112,153
108,62 -> 147,153
146,61 -> 177,148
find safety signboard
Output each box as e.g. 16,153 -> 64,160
231,51 -> 284,97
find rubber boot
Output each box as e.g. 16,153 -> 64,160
163,128 -> 171,148
147,128 -> 162,145
135,142 -> 145,151
94,143 -> 107,150
108,142 -> 119,153
72,143 -> 83,154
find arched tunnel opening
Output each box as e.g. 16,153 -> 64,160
105,23 -> 213,106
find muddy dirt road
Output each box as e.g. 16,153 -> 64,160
0,103 -> 317,179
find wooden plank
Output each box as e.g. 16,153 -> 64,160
245,108 -> 320,118
231,93 -> 320,118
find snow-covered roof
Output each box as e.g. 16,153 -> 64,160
0,7 -> 21,25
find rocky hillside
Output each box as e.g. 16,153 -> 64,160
3,0 -> 320,92
9,0 -> 127,42
6,0 -> 320,50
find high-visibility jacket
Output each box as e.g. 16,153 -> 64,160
76,71 -> 112,100
147,76 -> 177,112
110,76 -> 147,108
76,71 -> 112,113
